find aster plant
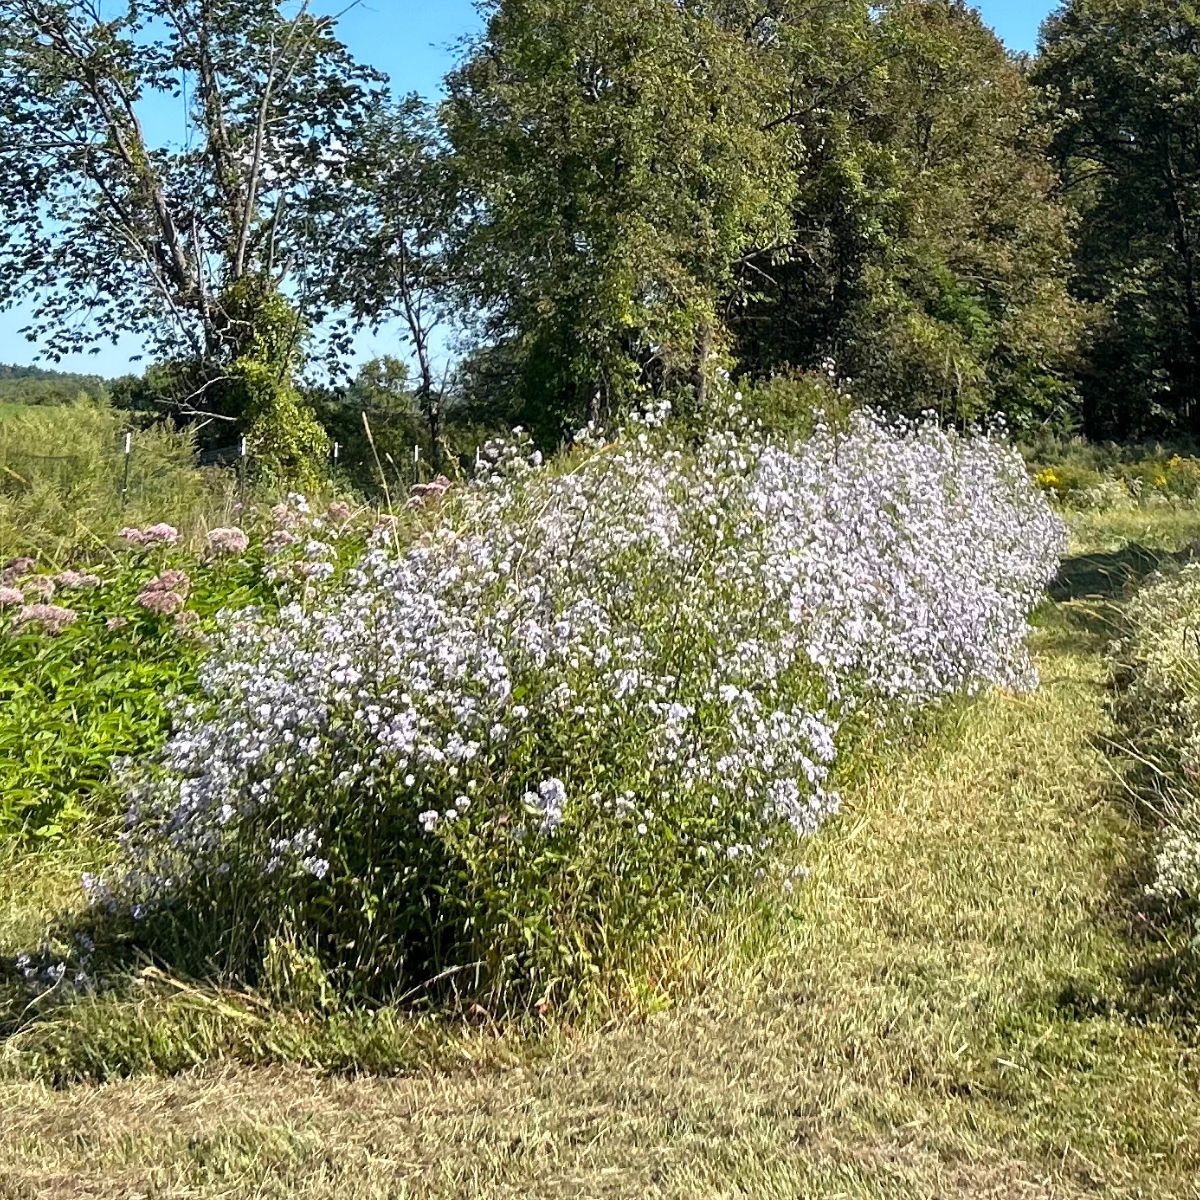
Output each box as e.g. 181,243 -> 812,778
92,410 -> 1065,1008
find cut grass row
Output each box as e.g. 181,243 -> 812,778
0,508 -> 1198,1197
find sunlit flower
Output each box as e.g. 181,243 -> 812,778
23,575 -> 56,601
15,603 -> 78,632
54,570 -> 101,590
207,527 -> 250,556
137,589 -> 186,616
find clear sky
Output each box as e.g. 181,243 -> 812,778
0,0 -> 1057,377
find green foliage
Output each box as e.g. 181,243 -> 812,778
1027,438 -> 1200,509
731,370 -> 856,441
312,357 -> 425,494
0,501 -> 374,843
0,0 -> 388,377
324,96 -> 458,469
729,0 -> 1081,429
221,278 -> 330,487
0,365 -> 107,407
444,0 -> 795,438
0,554 -> 266,840
1036,0 -> 1200,439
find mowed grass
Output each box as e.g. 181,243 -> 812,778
1,511 -> 1199,1197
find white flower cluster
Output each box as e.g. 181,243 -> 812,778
96,414 -> 1063,984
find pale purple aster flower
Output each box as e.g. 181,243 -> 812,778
303,856 -> 330,880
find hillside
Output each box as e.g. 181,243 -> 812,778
0,363 -> 107,407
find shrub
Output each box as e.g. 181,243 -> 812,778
729,367 -> 855,441
1026,435 -> 1200,511
87,412 -> 1064,1010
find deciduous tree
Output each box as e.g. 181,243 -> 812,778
443,0 -> 795,438
1036,0 -> 1200,437
0,0 -> 387,466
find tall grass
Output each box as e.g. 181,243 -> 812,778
0,402 -> 240,559
1118,563 -> 1200,930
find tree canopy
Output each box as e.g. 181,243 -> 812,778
0,0 -> 1194,460
1037,0 -> 1200,438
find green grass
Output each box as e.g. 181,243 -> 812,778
1,508 -> 1198,1196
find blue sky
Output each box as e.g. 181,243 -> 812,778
0,0 -> 1056,377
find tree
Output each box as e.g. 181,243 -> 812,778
0,0 -> 387,466
729,0 -> 1081,428
443,0 -> 795,439
326,97 -> 457,469
1036,0 -> 1200,438
310,355 -> 425,492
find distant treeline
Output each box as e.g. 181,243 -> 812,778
0,364 -> 107,406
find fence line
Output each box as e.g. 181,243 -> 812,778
1,428 -> 468,511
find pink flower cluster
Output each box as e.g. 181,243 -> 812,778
407,476 -> 453,509
270,499 -> 308,529
14,603 -> 78,633
54,570 -> 101,590
136,568 -> 192,617
174,610 -> 202,637
119,524 -> 181,547
1,556 -> 35,583
326,500 -> 353,524
0,586 -> 24,606
23,576 -> 56,601
207,527 -> 250,556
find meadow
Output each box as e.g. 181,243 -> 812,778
1,0 -> 1196,1188
3,403 -> 1200,1196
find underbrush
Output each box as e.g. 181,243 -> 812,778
1025,433 -> 1200,511
1117,565 -> 1200,943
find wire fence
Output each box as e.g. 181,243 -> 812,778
0,428 -> 464,511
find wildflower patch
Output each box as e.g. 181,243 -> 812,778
86,414 -> 1064,1008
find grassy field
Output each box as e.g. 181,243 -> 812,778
0,509 -> 1198,1198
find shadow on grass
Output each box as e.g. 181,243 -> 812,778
1048,541 -> 1196,603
